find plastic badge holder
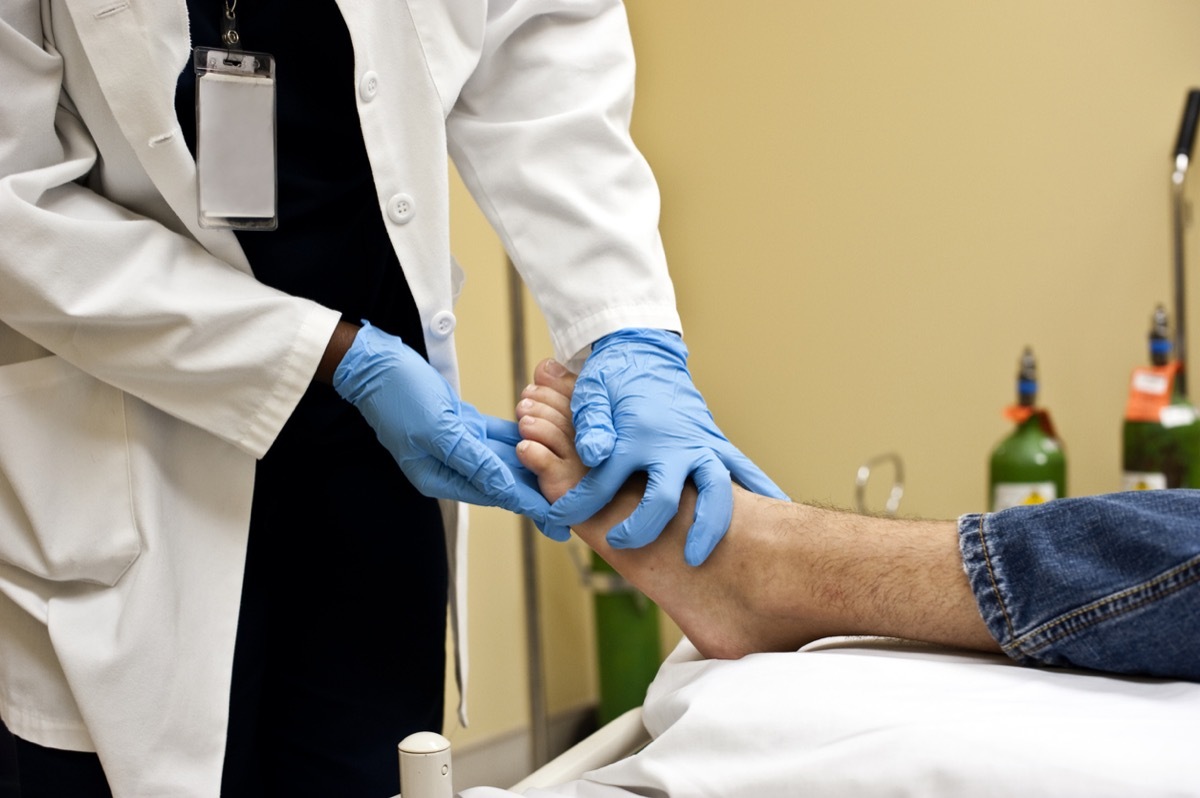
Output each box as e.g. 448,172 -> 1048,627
194,47 -> 278,230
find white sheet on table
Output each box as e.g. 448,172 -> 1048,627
462,636 -> 1200,797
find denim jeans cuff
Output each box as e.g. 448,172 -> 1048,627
960,495 -> 1200,680
957,512 -> 1031,665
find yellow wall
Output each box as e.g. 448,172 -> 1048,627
446,0 -> 1200,748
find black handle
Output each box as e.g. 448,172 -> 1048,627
1175,89 -> 1200,161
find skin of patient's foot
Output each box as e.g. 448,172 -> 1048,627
515,358 -> 838,659
514,358 -> 1002,660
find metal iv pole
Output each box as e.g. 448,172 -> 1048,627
1170,89 -> 1200,398
506,258 -> 551,769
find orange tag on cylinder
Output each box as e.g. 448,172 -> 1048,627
1003,406 -> 1058,438
1124,364 -> 1177,422
1003,406 -> 1034,424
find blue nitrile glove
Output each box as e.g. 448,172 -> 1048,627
333,322 -> 551,525
548,328 -> 788,566
460,403 -> 570,541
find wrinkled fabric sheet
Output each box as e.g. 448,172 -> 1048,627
461,637 -> 1200,798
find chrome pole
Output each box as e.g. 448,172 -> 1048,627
507,258 -> 551,768
1170,89 -> 1200,398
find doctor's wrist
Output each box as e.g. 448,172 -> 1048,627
315,320 -> 362,385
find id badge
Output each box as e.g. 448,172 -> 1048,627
194,47 -> 278,230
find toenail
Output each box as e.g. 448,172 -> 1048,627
544,359 -> 567,376
518,398 -> 533,412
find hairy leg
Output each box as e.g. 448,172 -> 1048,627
516,359 -> 1000,659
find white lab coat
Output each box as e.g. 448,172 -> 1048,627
0,0 -> 680,793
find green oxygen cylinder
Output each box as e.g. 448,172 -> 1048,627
988,347 -> 1067,511
1120,305 -> 1200,490
590,552 -> 661,725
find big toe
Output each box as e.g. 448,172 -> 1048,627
533,358 -> 577,395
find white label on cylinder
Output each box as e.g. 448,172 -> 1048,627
1121,471 -> 1168,491
1160,404 -> 1198,428
1133,371 -> 1170,395
992,482 -> 1057,511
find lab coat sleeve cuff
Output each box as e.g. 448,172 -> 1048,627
234,303 -> 343,459
553,304 -> 683,373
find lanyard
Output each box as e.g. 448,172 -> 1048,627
191,0 -> 278,230
222,0 -> 241,48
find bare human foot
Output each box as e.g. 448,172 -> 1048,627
515,358 -> 1001,660
515,359 -> 834,658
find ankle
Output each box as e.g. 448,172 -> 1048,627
736,498 -> 855,641
721,490 -> 803,621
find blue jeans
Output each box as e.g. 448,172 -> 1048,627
959,490 -> 1200,681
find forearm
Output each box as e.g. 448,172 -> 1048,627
571,478 -> 998,656
0,217 -> 341,459
446,0 -> 680,368
314,321 -> 361,385
789,505 -> 999,652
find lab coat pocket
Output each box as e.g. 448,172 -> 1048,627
0,356 -> 140,586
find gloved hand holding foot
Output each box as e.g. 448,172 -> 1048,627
334,322 -> 551,523
461,402 -> 570,541
548,328 -> 787,566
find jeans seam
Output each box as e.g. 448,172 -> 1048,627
1006,553 -> 1200,658
975,514 -> 1018,642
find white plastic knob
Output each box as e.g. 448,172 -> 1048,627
398,732 -> 452,798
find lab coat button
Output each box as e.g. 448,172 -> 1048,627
430,311 -> 456,339
386,193 -> 416,224
359,71 -> 380,102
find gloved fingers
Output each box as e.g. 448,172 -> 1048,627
534,515 -> 572,543
683,455 -> 734,566
406,456 -> 511,507
506,479 -> 554,527
485,437 -> 542,497
547,458 -> 630,528
473,417 -> 561,527
464,443 -> 557,525
717,440 -> 790,501
483,412 -> 523,447
455,402 -> 527,451
605,464 -> 688,551
453,441 -> 556,523
570,370 -> 616,468
457,400 -> 489,439
409,451 -> 552,523
430,420 -> 518,500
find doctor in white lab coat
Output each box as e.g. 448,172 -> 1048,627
0,0 -> 782,795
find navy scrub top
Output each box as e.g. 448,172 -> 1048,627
171,10 -> 450,790
175,0 -> 431,439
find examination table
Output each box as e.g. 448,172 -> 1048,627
402,636 -> 1200,797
